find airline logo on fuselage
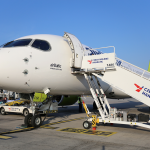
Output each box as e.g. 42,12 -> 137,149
87,58 -> 108,64
134,83 -> 150,98
50,63 -> 62,71
88,50 -> 102,55
134,84 -> 143,92
87,60 -> 92,64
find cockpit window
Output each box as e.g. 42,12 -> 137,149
31,39 -> 50,51
3,39 -> 32,48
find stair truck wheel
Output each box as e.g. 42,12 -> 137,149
83,121 -> 91,129
31,114 -> 42,128
24,113 -> 33,127
1,107 -> 6,115
23,108 -> 29,117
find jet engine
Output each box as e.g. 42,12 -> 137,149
55,95 -> 78,106
19,93 -> 78,106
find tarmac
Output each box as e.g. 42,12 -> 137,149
0,97 -> 150,150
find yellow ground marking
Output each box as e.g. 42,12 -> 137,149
58,128 -> 117,137
40,126 -> 57,129
42,117 -> 84,127
0,135 -> 12,139
0,117 -> 84,135
0,127 -> 34,135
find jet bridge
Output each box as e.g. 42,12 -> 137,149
74,46 -> 150,130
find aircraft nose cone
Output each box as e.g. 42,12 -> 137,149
0,47 -> 31,91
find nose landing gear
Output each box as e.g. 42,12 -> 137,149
24,92 -> 58,128
24,114 -> 42,128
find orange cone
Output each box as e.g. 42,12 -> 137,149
92,127 -> 96,130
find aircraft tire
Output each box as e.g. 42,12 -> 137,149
24,113 -> 33,127
31,114 -> 42,128
0,107 -> 6,115
83,121 -> 91,129
23,108 -> 29,116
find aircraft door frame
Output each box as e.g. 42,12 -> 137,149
64,32 -> 84,68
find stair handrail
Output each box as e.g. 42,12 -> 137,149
92,46 -> 115,54
115,57 -> 150,80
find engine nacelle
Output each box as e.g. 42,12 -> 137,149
19,93 -> 78,106
55,95 -> 78,106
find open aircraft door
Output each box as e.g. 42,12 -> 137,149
64,32 -> 84,68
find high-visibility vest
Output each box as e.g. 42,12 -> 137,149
78,97 -> 82,103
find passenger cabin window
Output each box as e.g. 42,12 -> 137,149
31,39 -> 50,51
3,39 -> 32,47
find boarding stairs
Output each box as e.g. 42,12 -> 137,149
80,51 -> 150,107
64,32 -> 150,105
79,50 -> 150,129
64,32 -> 150,129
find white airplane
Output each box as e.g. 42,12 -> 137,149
0,32 -> 133,127
0,32 -> 129,102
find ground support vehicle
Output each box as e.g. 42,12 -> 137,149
75,50 -> 150,130
0,105 -> 32,116
81,74 -> 150,130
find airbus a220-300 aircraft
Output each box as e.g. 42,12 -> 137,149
0,32 -> 130,127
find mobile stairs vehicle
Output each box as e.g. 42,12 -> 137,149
81,51 -> 150,129
63,32 -> 150,130
73,46 -> 150,130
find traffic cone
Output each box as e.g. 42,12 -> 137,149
92,126 -> 96,130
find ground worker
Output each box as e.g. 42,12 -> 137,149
78,96 -> 82,113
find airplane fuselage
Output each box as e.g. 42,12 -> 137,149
0,34 -> 129,98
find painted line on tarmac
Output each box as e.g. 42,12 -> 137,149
41,117 -> 84,128
0,117 -> 84,136
40,126 -> 58,129
0,127 -> 34,136
58,128 -> 117,137
0,135 -> 13,140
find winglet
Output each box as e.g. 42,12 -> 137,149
148,61 -> 150,72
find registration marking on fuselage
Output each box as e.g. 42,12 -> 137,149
58,128 -> 117,137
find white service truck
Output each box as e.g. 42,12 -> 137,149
0,99 -> 58,116
0,105 -> 32,116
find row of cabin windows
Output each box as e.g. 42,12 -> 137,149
1,39 -> 51,51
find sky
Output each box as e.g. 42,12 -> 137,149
0,0 -> 150,70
